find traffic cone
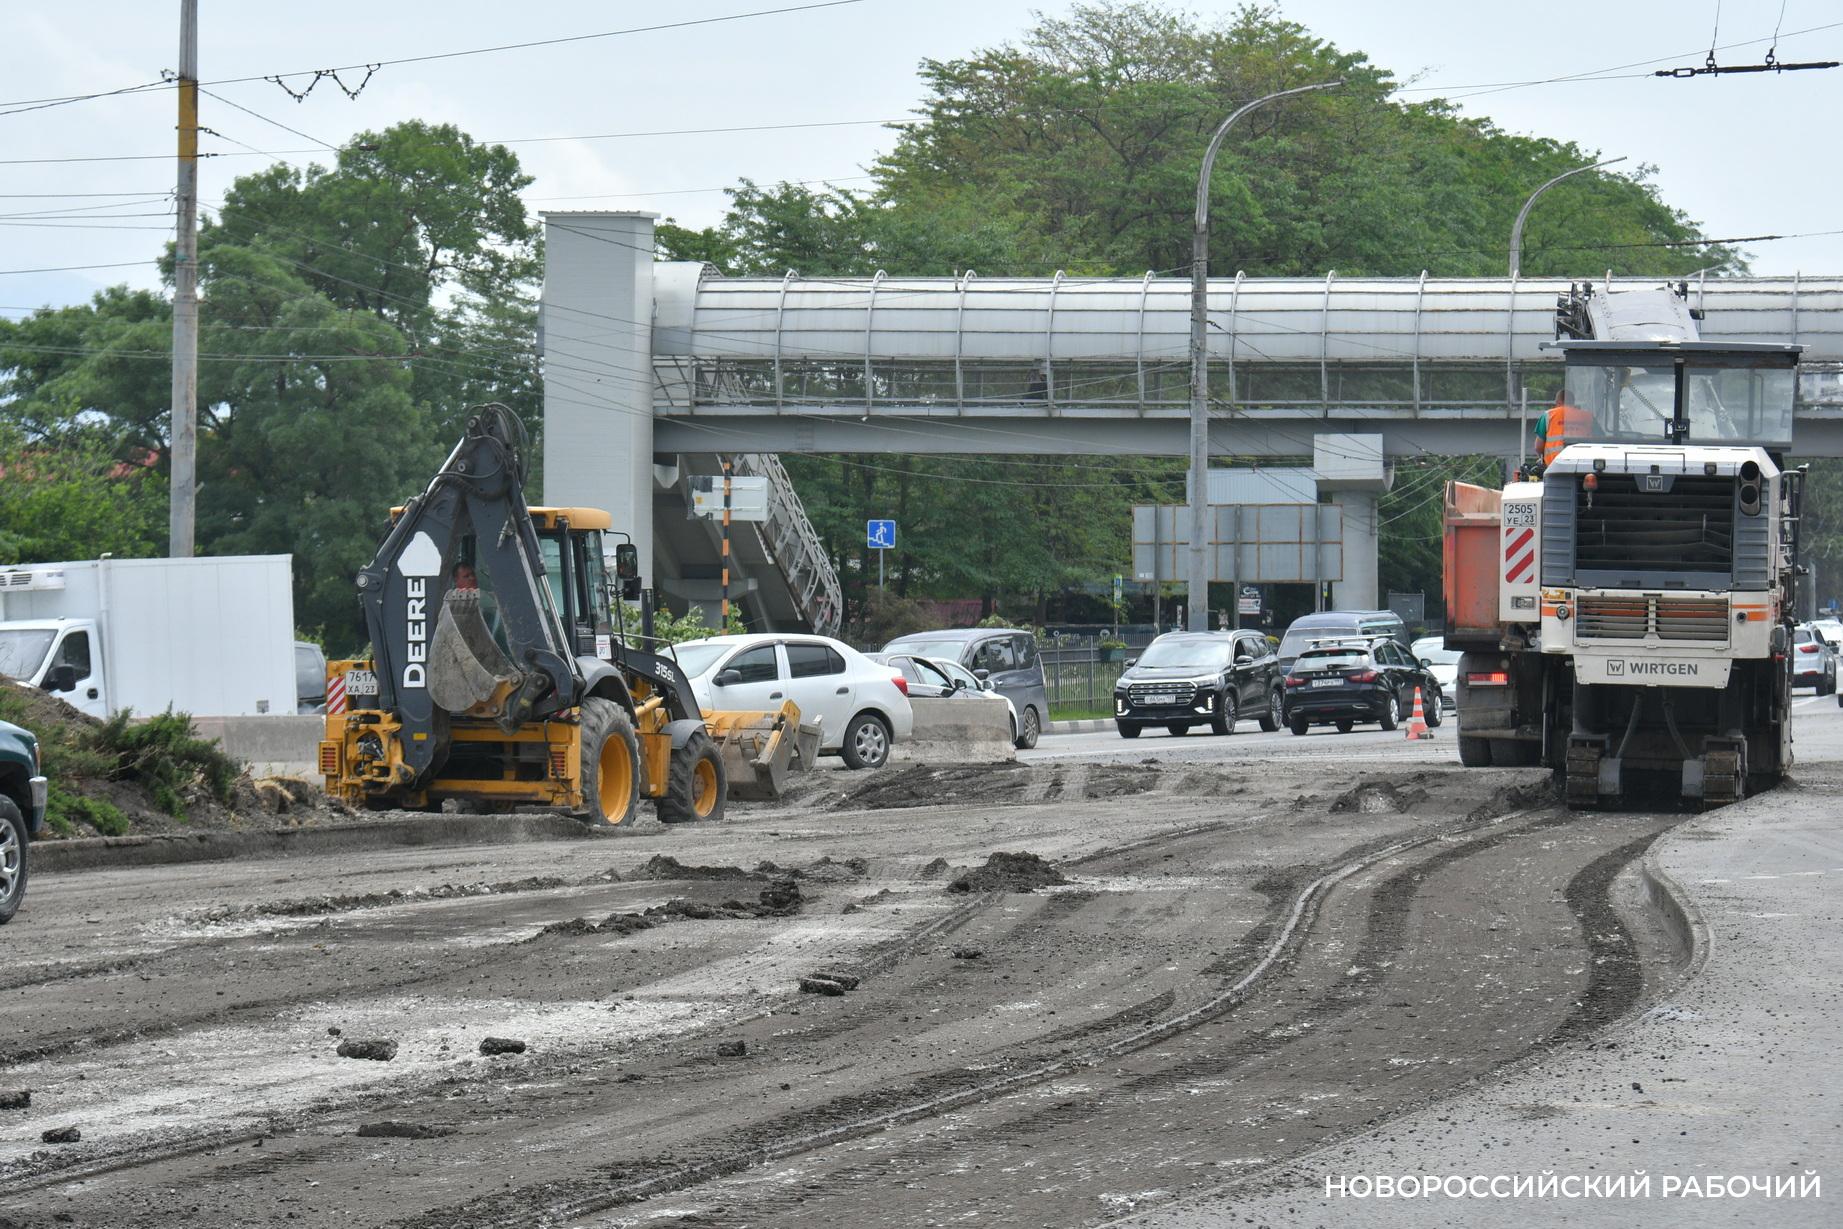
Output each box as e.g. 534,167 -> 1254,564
1405,685 -> 1434,740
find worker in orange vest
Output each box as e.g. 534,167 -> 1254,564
1534,391 -> 1593,468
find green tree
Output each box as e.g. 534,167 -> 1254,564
671,2 -> 1745,621
0,424 -> 167,562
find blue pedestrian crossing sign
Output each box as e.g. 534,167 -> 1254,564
866,519 -> 897,550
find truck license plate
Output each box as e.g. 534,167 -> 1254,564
345,669 -> 380,697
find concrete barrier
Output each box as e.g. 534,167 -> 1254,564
893,697 -> 1017,764
190,714 -> 322,776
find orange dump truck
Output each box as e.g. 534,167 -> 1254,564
1442,480 -> 1548,770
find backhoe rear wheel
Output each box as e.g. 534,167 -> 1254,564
655,731 -> 727,824
577,697 -> 642,827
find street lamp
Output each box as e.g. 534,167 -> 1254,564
1188,80 -> 1341,633
1508,155 -> 1627,278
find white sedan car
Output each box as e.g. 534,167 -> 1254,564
1410,636 -> 1461,713
669,634 -> 914,769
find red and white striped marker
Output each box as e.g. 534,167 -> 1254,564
326,673 -> 347,715
1504,527 -> 1535,585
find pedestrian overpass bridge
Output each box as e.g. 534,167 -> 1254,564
538,211 -> 1843,627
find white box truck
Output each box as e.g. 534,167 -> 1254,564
0,555 -> 296,719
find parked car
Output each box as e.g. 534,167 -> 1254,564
295,640 -> 328,715
1791,624 -> 1837,694
875,653 -> 1024,740
881,627 -> 1048,749
1811,617 -> 1843,653
1282,638 -> 1443,735
1276,610 -> 1408,672
1409,636 -> 1461,713
670,634 -> 914,769
0,711 -> 47,925
1111,630 -> 1282,738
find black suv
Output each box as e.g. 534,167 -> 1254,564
1282,638 -> 1443,736
1113,631 -> 1283,738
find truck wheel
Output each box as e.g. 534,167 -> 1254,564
1492,740 -> 1539,767
841,712 -> 891,769
1116,721 -> 1142,739
577,697 -> 642,827
1209,692 -> 1237,736
1015,706 -> 1041,750
0,797 -> 27,925
1258,689 -> 1283,732
1458,736 -> 1492,767
655,731 -> 727,824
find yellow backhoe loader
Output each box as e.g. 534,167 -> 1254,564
320,404 -> 808,824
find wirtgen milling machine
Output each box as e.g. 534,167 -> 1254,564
321,404 -> 805,824
1446,283 -> 1805,808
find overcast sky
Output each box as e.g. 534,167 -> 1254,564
3,0 -> 1838,316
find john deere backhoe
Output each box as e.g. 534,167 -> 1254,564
320,404 -> 805,824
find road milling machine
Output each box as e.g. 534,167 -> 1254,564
1446,282 -> 1804,808
320,404 -> 807,824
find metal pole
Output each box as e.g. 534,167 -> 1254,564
1519,387 -> 1529,471
168,0 -> 199,557
720,457 -> 732,624
1509,155 -> 1627,277
1189,80 -> 1340,633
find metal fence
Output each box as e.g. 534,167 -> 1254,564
1038,632 -> 1159,712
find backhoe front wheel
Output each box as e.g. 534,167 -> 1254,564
577,697 -> 642,827
655,731 -> 727,824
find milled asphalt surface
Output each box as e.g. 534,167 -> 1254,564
1124,697 -> 1843,1228
0,692 -> 1836,1226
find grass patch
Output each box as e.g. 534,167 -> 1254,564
0,684 -> 240,831
1048,704 -> 1117,722
46,782 -> 129,836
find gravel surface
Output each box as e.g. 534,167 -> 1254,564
2,702 -> 1835,1227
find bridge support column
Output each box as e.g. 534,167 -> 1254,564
540,211 -> 658,581
1331,490 -> 1380,611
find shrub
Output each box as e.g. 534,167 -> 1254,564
92,709 -> 239,819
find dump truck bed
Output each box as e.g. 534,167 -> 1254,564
1443,481 -> 1504,651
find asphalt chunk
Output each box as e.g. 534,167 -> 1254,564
479,1037 -> 528,1057
0,1090 -> 28,1110
715,1040 -> 747,1058
40,1127 -> 80,1144
799,977 -> 847,996
336,1038 -> 398,1062
356,1121 -> 458,1139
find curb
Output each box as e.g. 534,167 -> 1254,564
33,813 -> 613,876
1046,718 -> 1114,736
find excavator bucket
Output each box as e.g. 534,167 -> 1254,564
427,590 -> 524,728
705,700 -> 819,801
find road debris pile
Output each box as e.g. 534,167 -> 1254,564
946,850 -> 1070,894
1329,779 -> 1432,814
533,876 -> 804,940
194,874 -> 572,924
0,680 -> 338,838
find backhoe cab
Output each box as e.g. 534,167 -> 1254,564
321,404 -> 800,824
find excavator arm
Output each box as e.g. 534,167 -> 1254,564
355,404 -> 578,786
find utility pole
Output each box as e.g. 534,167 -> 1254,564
719,456 -> 733,626
168,0 -> 200,557
1508,155 -> 1626,278
1188,80 -> 1339,633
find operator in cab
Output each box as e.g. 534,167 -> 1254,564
1531,389 -> 1594,473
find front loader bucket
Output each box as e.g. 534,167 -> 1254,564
428,590 -> 524,723
707,700 -> 811,801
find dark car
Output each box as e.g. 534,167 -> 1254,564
881,628 -> 1049,749
1275,610 -> 1408,673
1282,638 -> 1443,736
0,714 -> 47,926
1791,625 -> 1837,694
1111,630 -> 1283,738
